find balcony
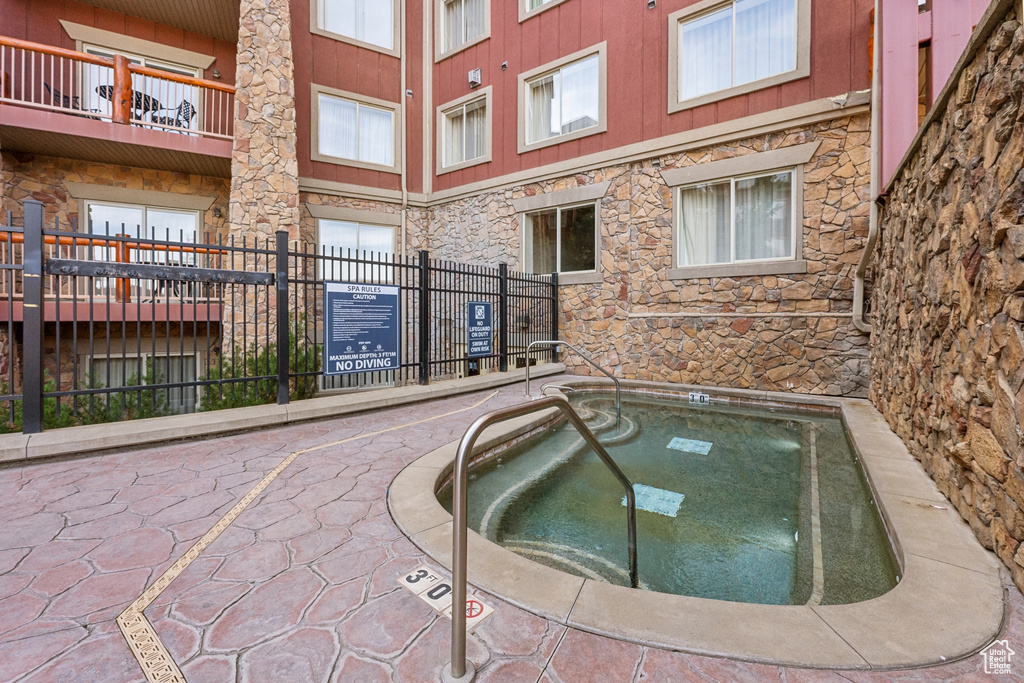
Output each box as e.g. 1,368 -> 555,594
0,37 -> 234,176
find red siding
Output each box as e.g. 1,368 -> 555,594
3,0 -> 236,84
433,0 -> 874,192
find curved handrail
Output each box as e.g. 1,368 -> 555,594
525,340 -> 621,425
446,395 -> 638,682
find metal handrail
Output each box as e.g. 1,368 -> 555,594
525,340 -> 621,424
445,395 -> 638,682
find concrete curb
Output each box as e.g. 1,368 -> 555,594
0,363 -> 565,464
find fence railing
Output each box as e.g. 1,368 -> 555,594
0,36 -> 235,140
0,201 -> 558,434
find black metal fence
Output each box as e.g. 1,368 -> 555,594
0,200 -> 558,434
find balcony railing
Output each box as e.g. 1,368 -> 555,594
0,36 -> 234,140
0,229 -> 228,305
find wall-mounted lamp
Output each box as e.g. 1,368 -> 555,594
648,0 -> 656,7
501,61 -> 508,71
212,207 -> 223,218
406,89 -> 414,97
211,68 -> 221,78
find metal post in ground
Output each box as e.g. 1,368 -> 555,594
21,200 -> 44,434
418,250 -> 430,384
550,272 -> 559,363
498,263 -> 508,372
275,230 -> 289,405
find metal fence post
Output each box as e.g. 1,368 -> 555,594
550,272 -> 559,363
275,231 -> 289,405
498,263 -> 508,373
22,200 -> 44,434
418,250 -> 430,385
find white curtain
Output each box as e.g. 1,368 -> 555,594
151,356 -> 197,414
464,99 -> 486,161
444,0 -> 464,50
361,0 -> 394,49
559,55 -> 599,134
359,105 -> 394,166
679,181 -> 730,265
528,75 -> 556,143
324,0 -> 357,38
734,172 -> 792,261
465,0 -> 485,42
90,357 -> 142,390
319,94 -> 358,160
319,219 -> 360,281
444,107 -> 465,165
734,0 -> 796,86
527,210 -> 558,274
678,7 -> 732,100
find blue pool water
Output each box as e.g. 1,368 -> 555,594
439,393 -> 899,605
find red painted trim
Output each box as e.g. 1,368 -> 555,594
0,104 -> 232,157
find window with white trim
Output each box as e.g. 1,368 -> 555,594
319,0 -> 395,50
317,92 -> 396,168
443,0 -> 486,52
87,354 -> 198,414
443,96 -> 487,167
676,0 -> 796,102
317,219 -> 395,282
676,170 -> 795,267
523,203 -> 597,274
525,53 -> 600,144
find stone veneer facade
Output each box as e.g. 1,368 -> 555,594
871,9 -> 1024,590
418,113 -> 873,396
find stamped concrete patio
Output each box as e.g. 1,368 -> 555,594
0,381 -> 1019,682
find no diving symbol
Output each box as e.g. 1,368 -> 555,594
466,600 -> 484,618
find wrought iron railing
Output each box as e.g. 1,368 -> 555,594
0,36 -> 234,140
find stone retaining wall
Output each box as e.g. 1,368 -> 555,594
421,113 -> 872,396
870,8 -> 1024,589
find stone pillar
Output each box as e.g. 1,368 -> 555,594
225,0 -> 300,356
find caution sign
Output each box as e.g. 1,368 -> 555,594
324,282 -> 400,376
397,564 -> 495,630
466,301 -> 493,358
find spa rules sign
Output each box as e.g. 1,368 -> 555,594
324,282 -> 400,376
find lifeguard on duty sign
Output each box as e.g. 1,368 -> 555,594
397,564 -> 495,630
323,282 -> 400,376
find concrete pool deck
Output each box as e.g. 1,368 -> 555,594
0,374 -> 1018,682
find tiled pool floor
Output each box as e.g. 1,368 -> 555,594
0,382 -> 1019,682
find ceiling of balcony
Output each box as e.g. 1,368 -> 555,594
73,0 -> 240,43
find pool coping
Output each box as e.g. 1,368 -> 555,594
387,379 -> 1005,670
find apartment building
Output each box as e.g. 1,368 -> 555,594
0,0 -> 954,402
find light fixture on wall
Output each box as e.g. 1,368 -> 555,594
212,69 -> 221,78
501,61 -> 508,71
212,207 -> 223,218
648,0 -> 655,7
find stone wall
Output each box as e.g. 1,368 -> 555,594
870,9 -> 1024,589
421,113 -> 873,396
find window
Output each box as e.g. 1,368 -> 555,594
668,0 -> 809,113
519,0 -> 570,21
88,354 -> 198,414
318,219 -> 395,282
524,203 -> 597,274
519,44 -> 607,153
86,201 -> 199,244
82,45 -> 200,131
677,171 -> 794,267
439,89 -> 491,172
443,0 -> 486,53
313,87 -> 399,171
315,0 -> 396,52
